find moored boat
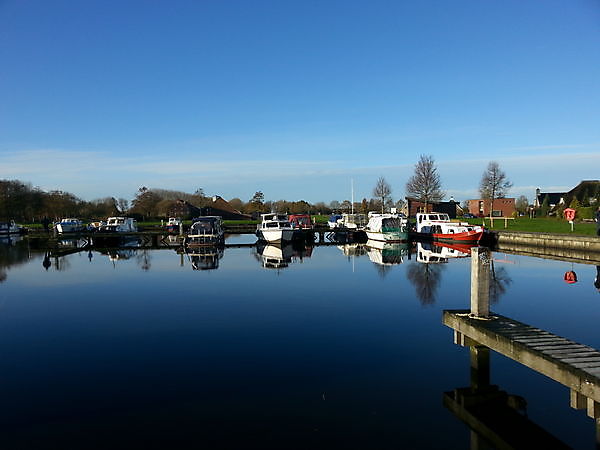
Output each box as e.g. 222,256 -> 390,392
364,213 -> 408,242
0,220 -> 25,235
185,216 -> 224,246
165,217 -> 182,233
340,213 -> 367,230
415,212 -> 484,243
288,214 -> 313,230
100,217 -> 138,233
327,214 -> 343,229
55,218 -> 84,233
256,213 -> 294,243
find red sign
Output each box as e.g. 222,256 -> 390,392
564,271 -> 578,284
564,208 -> 576,221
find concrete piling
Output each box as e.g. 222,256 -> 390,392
470,247 -> 490,318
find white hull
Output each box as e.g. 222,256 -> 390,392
261,229 -> 294,243
365,230 -> 407,242
56,224 -> 84,233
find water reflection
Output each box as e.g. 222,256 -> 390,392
0,237 -> 28,282
444,346 -> 569,449
255,243 -> 293,270
365,240 -> 408,278
489,259 -> 512,304
337,243 -> 367,258
186,245 -> 224,271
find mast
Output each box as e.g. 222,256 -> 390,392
351,178 -> 354,214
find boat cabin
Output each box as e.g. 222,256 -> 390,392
101,217 -> 137,233
259,214 -> 292,229
187,216 -> 224,244
288,214 -> 312,229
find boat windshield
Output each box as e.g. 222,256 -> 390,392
191,219 -> 217,233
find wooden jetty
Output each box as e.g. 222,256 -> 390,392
444,246 -> 600,447
444,310 -> 600,419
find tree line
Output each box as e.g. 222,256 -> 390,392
0,179 -> 401,223
8,155 -> 591,223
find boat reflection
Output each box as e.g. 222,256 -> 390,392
416,241 -> 474,264
337,243 -> 367,258
186,245 -> 224,271
365,240 -> 408,266
255,243 -> 293,270
57,237 -> 88,249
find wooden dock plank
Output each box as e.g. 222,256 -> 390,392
443,310 -> 600,403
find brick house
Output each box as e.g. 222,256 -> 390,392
467,198 -> 515,217
403,197 -> 459,219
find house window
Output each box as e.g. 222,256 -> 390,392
478,201 -> 484,213
492,210 -> 502,217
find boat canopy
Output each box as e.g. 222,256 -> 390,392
190,217 -> 221,233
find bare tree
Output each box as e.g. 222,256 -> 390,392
405,155 -> 444,208
479,162 -> 512,218
373,176 -> 392,213
515,195 -> 528,215
116,198 -> 129,214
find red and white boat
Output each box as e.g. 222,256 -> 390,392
416,212 -> 484,243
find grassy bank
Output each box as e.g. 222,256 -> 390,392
462,217 -> 598,236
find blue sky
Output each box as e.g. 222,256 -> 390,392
1,0 -> 599,204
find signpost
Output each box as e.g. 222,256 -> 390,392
564,208 -> 576,232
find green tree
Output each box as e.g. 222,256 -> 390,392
247,191 -> 266,213
538,196 -> 550,217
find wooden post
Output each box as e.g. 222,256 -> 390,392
470,346 -> 490,391
471,247 -> 490,318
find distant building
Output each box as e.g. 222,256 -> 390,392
467,198 -> 515,217
200,195 -> 251,220
534,180 -> 600,209
170,196 -> 250,220
404,197 -> 459,218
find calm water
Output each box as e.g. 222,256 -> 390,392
1,235 -> 600,448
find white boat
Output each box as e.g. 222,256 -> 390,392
256,213 -> 294,243
186,216 -> 224,246
0,220 -> 24,235
364,214 -> 408,242
416,212 -> 484,243
328,214 -> 343,229
55,218 -> 84,233
87,221 -> 105,232
100,217 -> 138,233
340,213 -> 367,229
165,217 -> 182,233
